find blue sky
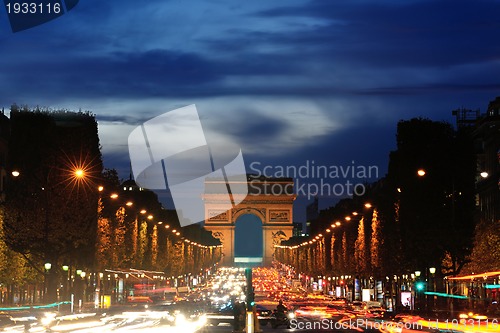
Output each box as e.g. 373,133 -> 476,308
1,0 -> 499,220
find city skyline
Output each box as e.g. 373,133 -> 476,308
1,0 -> 499,217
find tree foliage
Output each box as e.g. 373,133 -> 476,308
3,108 -> 103,270
354,217 -> 367,275
370,209 -> 382,276
386,118 -> 476,275
464,219 -> 500,273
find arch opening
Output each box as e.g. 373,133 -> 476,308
234,214 -> 263,266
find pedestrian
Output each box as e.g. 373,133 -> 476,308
239,301 -> 247,329
233,299 -> 242,331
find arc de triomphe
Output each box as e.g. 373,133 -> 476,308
204,175 -> 295,266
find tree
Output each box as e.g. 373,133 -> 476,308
3,107 -> 103,302
463,219 -> 500,273
0,208 -> 42,304
354,217 -> 367,275
330,233 -> 336,272
386,118 -> 476,275
370,209 -> 382,276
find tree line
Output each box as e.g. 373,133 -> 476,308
276,117 -> 492,282
0,106 -> 220,304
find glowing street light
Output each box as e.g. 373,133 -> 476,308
11,170 -> 20,177
74,169 -> 85,178
417,169 -> 426,177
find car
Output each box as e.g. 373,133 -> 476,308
255,304 -> 273,326
204,302 -> 240,327
146,300 -> 206,326
205,302 -> 273,327
367,307 -> 385,318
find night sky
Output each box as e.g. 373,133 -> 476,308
1,0 -> 500,222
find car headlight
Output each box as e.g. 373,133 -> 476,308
41,313 -> 56,326
198,315 -> 207,325
175,314 -> 187,325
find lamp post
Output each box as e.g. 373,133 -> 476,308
44,263 -> 51,303
429,267 -> 436,311
62,265 -> 69,305
414,270 -> 422,312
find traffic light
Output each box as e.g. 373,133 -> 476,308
415,281 -> 425,291
245,268 -> 255,310
248,290 -> 255,308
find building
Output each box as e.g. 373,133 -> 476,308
305,196 -> 319,236
292,222 -> 303,237
472,98 -> 500,226
0,109 -> 9,202
453,99 -> 500,226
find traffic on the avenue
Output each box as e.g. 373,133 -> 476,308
0,265 -> 498,333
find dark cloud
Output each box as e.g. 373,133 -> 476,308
1,0 -> 499,221
254,0 -> 500,67
2,0 -> 500,105
0,49 -> 221,99
223,110 -> 288,142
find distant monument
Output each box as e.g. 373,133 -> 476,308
204,175 -> 295,266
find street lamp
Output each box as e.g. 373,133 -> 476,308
429,267 -> 436,310
44,262 -> 52,303
74,169 -> 85,178
62,265 -> 70,303
414,270 -> 422,312
417,169 -> 426,177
